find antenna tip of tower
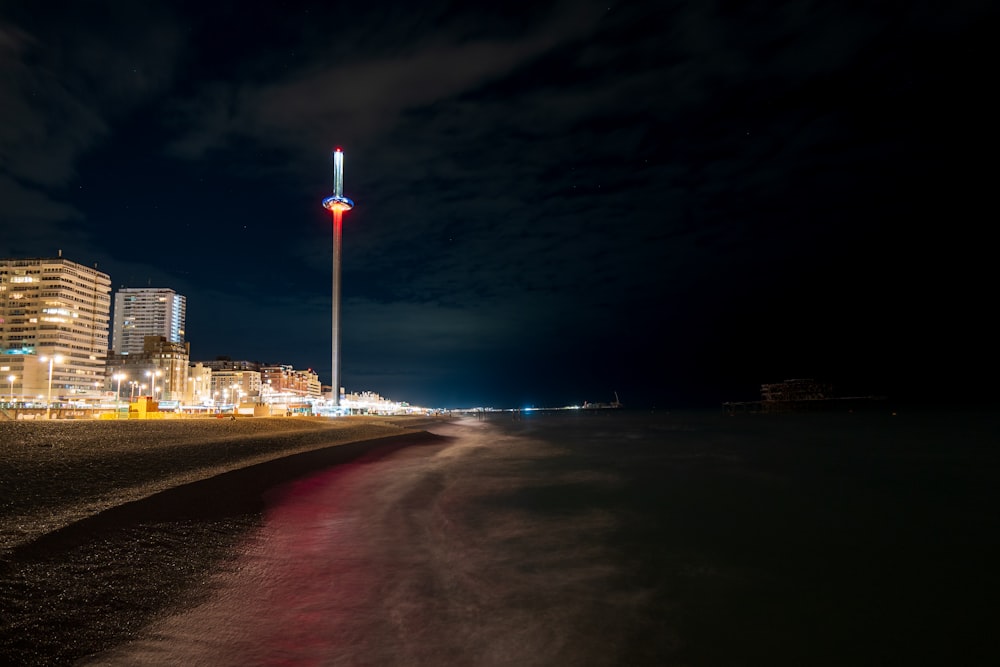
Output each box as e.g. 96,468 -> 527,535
334,146 -> 343,153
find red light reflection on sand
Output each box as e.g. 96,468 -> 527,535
261,462 -> 363,554
106,452 -> 394,664
236,450 -> 403,661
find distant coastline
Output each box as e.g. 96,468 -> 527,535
581,392 -> 623,410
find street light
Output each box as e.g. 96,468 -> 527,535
146,369 -> 162,401
7,374 -> 15,403
189,376 -> 205,405
113,373 -> 126,419
39,354 -> 63,419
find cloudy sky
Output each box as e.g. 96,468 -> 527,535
1,1 -> 995,408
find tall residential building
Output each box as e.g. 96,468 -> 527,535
112,288 -> 186,355
0,255 -> 112,401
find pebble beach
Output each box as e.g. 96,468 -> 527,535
1,414 -> 446,665
0,415 -> 438,559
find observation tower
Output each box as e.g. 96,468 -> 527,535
322,148 -> 355,406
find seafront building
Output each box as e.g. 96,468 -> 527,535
0,254 -> 111,402
198,358 -> 260,373
105,335 -> 190,402
187,359 -> 322,406
260,364 -> 322,399
340,390 -> 402,414
193,359 -> 262,405
186,362 -> 213,404
209,369 -> 261,406
111,287 -> 186,355
0,255 -> 393,414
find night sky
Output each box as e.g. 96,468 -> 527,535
1,1 -> 996,409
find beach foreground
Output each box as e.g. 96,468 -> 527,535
1,415 -> 447,665
0,415 -> 441,558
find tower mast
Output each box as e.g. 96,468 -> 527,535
322,148 -> 355,406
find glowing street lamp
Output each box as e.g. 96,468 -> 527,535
39,354 -> 64,419
113,373 -> 126,419
146,369 -> 162,400
188,376 -> 200,405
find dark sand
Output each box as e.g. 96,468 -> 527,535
0,415 -> 447,665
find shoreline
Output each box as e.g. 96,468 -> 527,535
1,419 -> 453,665
0,415 -> 449,559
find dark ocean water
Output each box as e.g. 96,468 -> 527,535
6,409 -> 1000,666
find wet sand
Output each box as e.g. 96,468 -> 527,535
1,415 -> 449,665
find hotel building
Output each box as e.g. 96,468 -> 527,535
105,336 -> 190,402
0,255 -> 112,402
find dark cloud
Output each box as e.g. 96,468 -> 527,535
1,0 -> 996,407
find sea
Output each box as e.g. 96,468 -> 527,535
3,408 -> 999,666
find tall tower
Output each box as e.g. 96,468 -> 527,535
322,147 -> 355,406
112,287 -> 186,355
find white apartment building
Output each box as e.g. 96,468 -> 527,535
112,287 -> 186,355
0,254 -> 112,402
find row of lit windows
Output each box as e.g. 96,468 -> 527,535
4,290 -> 110,306
4,275 -> 109,292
